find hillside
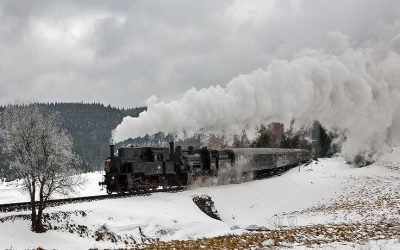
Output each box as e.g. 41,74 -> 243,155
0,103 -> 146,176
0,149 -> 399,249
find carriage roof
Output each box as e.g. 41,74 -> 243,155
221,148 -> 307,156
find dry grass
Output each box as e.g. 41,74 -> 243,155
277,174 -> 400,226
137,221 -> 399,249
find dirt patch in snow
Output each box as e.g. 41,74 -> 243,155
193,194 -> 221,221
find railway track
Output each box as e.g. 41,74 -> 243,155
0,186 -> 185,213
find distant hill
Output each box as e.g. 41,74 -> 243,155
0,103 -> 146,177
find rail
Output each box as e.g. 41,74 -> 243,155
0,186 -> 185,213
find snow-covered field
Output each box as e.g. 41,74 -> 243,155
0,171 -> 105,204
0,149 -> 399,249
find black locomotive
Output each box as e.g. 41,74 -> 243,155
100,142 -> 310,194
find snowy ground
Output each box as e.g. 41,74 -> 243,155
0,171 -> 105,204
0,149 -> 399,249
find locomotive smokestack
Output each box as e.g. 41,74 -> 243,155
109,144 -> 115,158
169,141 -> 175,154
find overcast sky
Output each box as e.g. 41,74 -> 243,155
0,0 -> 399,107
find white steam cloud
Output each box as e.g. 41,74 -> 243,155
113,29 -> 400,162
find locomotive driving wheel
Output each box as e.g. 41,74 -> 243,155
117,185 -> 125,194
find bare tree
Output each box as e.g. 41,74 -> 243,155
232,130 -> 250,148
205,133 -> 229,149
0,104 -> 82,232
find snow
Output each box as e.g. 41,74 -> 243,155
0,171 -> 106,204
0,149 -> 399,249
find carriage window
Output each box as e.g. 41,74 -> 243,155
238,155 -> 244,164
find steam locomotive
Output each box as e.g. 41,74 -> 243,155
100,142 -> 310,194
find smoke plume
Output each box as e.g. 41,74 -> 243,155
113,29 -> 400,162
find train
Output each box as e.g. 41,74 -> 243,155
99,142 -> 311,194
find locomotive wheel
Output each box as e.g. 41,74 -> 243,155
176,177 -> 183,187
117,186 -> 125,194
160,178 -> 168,190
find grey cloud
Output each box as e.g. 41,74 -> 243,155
0,0 -> 399,107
